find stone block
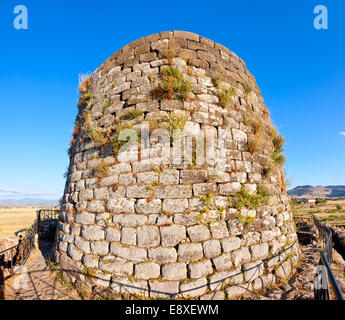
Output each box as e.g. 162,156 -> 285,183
110,243 -> 147,262
219,182 -> 241,195
178,243 -> 203,262
149,280 -> 179,299
148,247 -> 177,263
212,253 -> 232,271
180,170 -> 208,184
163,199 -> 189,213
105,227 -> 121,241
159,170 -> 179,185
210,221 -> 229,239
232,247 -> 251,267
121,227 -> 137,245
106,198 -> 135,213
180,278 -> 207,298
221,237 -> 241,252
90,241 -> 109,255
75,212 -> 95,225
203,239 -> 221,258
81,225 -> 105,240
187,225 -> 211,242
137,226 -> 160,247
250,243 -> 269,260
160,225 -> 186,246
134,262 -> 160,279
162,263 -> 187,280
188,259 -> 213,278
135,199 -> 162,214
242,261 -> 264,282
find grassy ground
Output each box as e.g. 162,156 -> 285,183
292,199 -> 345,225
0,208 -> 38,239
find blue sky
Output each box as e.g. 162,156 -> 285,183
0,0 -> 344,200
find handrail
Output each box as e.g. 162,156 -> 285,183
0,208 -> 60,299
312,215 -> 344,300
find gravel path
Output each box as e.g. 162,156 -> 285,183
4,242 -> 80,300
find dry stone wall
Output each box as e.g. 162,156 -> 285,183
57,31 -> 301,300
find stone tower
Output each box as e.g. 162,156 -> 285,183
57,31 -> 300,300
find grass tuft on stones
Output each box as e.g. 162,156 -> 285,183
151,66 -> 192,101
229,185 -> 269,211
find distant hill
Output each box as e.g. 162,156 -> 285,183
0,198 -> 59,208
288,185 -> 345,198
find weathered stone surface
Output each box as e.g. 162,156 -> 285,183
188,259 -> 213,278
110,243 -> 147,262
74,236 -> 91,253
105,227 -> 121,241
221,237 -> 241,252
180,278 -> 208,298
210,221 -> 229,239
160,225 -> 186,246
99,259 -> 133,275
149,280 -> 179,299
213,253 -> 232,271
242,261 -> 264,282
159,170 -> 179,185
232,247 -> 251,267
135,199 -> 161,214
219,182 -> 241,195
162,263 -> 187,280
82,254 -> 99,268
111,277 -> 149,297
250,243 -> 269,260
67,244 -> 83,261
203,239 -> 221,258
163,199 -> 189,213
121,227 -> 137,245
75,212 -> 95,225
134,262 -> 160,279
90,241 -> 109,255
180,170 -> 207,184
178,243 -> 203,262
187,225 -> 211,242
148,247 -> 177,263
81,225 -> 104,241
137,226 -> 160,247
106,198 -> 135,213
225,285 -> 249,300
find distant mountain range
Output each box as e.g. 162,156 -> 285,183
0,198 -> 59,208
288,185 -> 345,198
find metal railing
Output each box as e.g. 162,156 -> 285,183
312,214 -> 344,300
0,209 -> 60,299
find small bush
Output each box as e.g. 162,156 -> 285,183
78,73 -> 92,94
152,66 -> 192,100
271,135 -> 286,165
88,126 -> 107,146
95,160 -> 109,179
120,109 -> 144,121
111,123 -> 135,156
163,38 -> 176,64
230,185 -> 269,211
162,114 -> 187,138
217,88 -> 236,109
244,84 -> 252,95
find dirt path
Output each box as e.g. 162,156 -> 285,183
4,242 -> 80,300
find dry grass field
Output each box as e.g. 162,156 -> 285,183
293,199 -> 345,225
0,208 -> 38,239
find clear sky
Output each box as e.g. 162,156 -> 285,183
0,0 -> 344,200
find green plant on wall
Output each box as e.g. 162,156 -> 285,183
271,135 -> 286,165
151,66 -> 192,100
229,185 -> 269,211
